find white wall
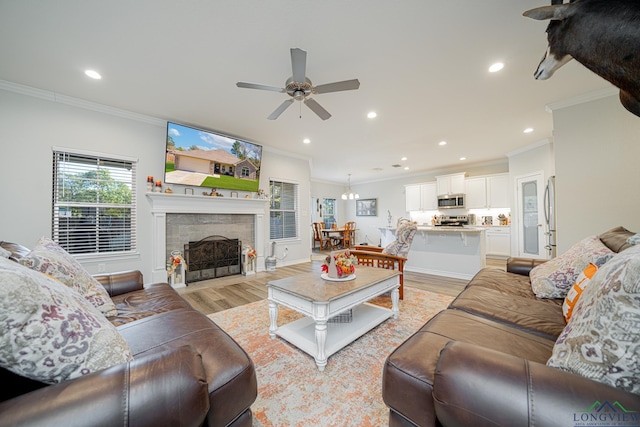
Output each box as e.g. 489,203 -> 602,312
552,94 -> 640,252
507,139 -> 555,256
0,85 -> 311,278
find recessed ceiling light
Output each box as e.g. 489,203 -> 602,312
84,69 -> 102,80
459,157 -> 467,161
439,141 -> 447,146
401,156 -> 407,161
303,138 -> 311,144
489,62 -> 504,73
404,166 -> 410,171
367,111 -> 377,119
523,128 -> 534,134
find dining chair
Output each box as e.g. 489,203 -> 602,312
312,222 -> 330,250
339,221 -> 356,248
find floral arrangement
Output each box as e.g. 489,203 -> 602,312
246,247 -> 257,258
322,250 -> 357,278
170,253 -> 183,268
168,251 -> 186,276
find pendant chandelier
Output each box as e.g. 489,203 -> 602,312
341,174 -> 359,200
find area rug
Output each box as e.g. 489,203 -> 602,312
208,287 -> 454,427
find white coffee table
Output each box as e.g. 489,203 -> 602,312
267,266 -> 400,371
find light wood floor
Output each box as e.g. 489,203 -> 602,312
177,255 -> 506,315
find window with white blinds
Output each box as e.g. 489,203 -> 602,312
52,148 -> 137,255
269,179 -> 299,240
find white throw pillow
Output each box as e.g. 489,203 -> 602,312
547,245 -> 640,395
0,257 -> 133,384
20,237 -> 117,317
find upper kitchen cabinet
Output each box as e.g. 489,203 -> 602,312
436,173 -> 466,196
465,173 -> 510,209
405,182 -> 437,211
487,174 -> 510,208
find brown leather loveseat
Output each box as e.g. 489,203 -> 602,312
0,241 -> 257,427
382,227 -> 640,427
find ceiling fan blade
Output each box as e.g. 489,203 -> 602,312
267,99 -> 294,120
236,82 -> 285,93
314,79 -> 361,94
304,98 -> 331,120
291,48 -> 307,83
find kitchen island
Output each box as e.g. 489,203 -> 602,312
379,226 -> 486,280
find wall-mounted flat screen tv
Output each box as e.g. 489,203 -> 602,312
165,122 -> 262,192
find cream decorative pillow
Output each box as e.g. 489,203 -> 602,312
0,257 -> 133,384
562,263 -> 598,323
0,246 -> 10,258
547,245 -> 640,395
382,222 -> 417,257
530,235 -> 614,298
20,237 -> 117,317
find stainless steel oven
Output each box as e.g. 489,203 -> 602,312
437,194 -> 465,209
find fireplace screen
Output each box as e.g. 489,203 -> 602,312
184,235 -> 241,284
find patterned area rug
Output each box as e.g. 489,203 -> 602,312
208,287 -> 454,427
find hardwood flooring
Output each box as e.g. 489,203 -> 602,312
177,255 -> 506,315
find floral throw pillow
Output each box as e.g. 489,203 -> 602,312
547,245 -> 640,395
20,237 -> 117,317
530,235 -> 614,298
0,257 -> 133,384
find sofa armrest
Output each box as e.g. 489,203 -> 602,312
94,270 -> 144,296
0,346 -> 209,427
433,341 -> 640,427
506,257 -> 547,276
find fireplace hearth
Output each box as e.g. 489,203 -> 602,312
184,235 -> 242,284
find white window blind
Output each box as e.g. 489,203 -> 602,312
269,180 -> 299,240
52,149 -> 137,255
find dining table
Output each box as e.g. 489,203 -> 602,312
321,227 -> 355,249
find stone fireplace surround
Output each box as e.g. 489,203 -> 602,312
146,193 -> 268,287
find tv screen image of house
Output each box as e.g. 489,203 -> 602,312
165,122 -> 262,192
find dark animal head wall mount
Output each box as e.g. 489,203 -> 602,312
524,0 -> 640,118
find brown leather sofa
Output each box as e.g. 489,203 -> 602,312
0,241 -> 257,427
382,227 -> 640,427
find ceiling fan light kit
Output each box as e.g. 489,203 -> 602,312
236,48 -> 360,120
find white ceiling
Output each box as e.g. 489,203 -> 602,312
0,1 -> 612,185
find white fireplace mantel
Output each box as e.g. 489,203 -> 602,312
146,193 -> 268,286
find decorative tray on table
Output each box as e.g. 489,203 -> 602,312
321,273 -> 356,282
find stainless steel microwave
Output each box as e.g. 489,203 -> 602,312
437,194 -> 465,209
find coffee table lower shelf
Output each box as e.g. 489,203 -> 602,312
275,303 -> 392,367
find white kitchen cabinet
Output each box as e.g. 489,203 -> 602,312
464,177 -> 486,209
486,226 -> 511,258
465,173 -> 510,209
436,173 -> 465,195
487,174 -> 510,208
405,182 -> 437,211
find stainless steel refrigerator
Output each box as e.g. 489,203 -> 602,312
544,176 -> 557,258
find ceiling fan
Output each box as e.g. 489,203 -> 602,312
236,48 -> 360,120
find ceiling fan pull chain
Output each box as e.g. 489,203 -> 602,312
299,101 -> 302,119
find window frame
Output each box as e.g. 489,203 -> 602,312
269,178 -> 299,241
51,146 -> 139,260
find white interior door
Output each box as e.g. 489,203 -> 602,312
515,172 -> 547,259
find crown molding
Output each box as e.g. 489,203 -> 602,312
545,86 -> 618,113
506,138 -> 552,157
0,79 -> 166,127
